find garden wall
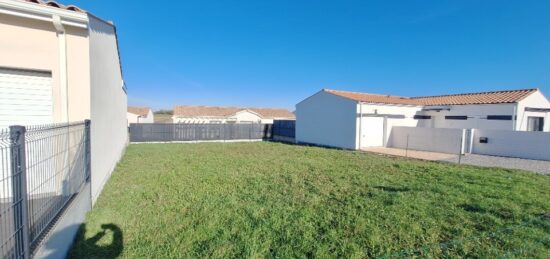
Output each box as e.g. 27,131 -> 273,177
472,129 -> 550,161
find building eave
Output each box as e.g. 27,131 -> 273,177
0,0 -> 88,28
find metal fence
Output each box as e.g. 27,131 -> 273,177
129,123 -> 273,142
0,121 -> 90,259
272,120 -> 295,138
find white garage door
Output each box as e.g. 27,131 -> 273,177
0,68 -> 53,129
360,116 -> 385,148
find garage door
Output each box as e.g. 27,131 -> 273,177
360,117 -> 384,148
0,68 -> 53,128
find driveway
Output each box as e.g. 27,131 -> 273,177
364,147 -> 550,175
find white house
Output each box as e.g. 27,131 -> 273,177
0,0 -> 128,202
296,88 -> 550,150
172,105 -> 295,124
127,106 -> 154,125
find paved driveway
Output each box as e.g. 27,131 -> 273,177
364,147 -> 550,175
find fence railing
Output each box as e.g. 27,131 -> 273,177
129,123 -> 274,142
129,121 -> 297,143
272,120 -> 295,139
0,120 -> 90,259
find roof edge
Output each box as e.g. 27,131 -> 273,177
0,0 -> 88,27
411,88 -> 538,100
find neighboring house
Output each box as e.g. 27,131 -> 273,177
127,106 -> 154,125
0,0 -> 127,202
173,105 -> 295,124
296,88 -> 550,150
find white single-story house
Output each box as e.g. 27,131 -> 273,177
127,106 -> 154,125
296,88 -> 550,150
0,0 -> 128,202
172,105 -> 295,124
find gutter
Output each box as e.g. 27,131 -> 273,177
53,15 -> 69,123
0,0 -> 88,28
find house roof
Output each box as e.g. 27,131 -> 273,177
325,89 -> 421,105
128,106 -> 151,116
21,0 -> 85,12
324,88 -> 539,106
173,106 -> 295,119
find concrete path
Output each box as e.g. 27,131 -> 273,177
364,147 -> 550,175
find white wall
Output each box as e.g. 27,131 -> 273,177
517,91 -> 550,132
173,110 -> 269,124
422,103 -> 516,130
472,129 -> 550,161
296,91 -> 358,149
127,110 -> 154,125
88,15 -> 128,203
357,103 -> 426,147
127,112 -> 138,125
0,14 -> 91,124
388,126 -> 465,154
142,110 -> 154,123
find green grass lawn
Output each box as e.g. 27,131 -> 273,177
69,142 -> 550,258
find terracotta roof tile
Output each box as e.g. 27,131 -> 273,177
325,89 -> 422,105
128,106 -> 151,116
21,0 -> 85,13
412,89 -> 538,105
173,106 -> 295,119
324,88 -> 538,106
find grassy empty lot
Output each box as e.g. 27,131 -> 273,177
70,142 -> 550,258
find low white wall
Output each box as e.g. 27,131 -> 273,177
388,126 -> 465,154
472,129 -> 550,161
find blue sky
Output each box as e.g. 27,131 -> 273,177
68,0 -> 550,111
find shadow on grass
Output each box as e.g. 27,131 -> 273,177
459,204 -> 487,214
373,185 -> 411,193
68,223 -> 123,259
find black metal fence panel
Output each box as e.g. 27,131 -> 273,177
272,120 -> 295,138
130,123 -> 273,142
0,121 -> 90,259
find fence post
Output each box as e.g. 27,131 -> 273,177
458,134 -> 463,164
10,125 -> 30,259
84,120 -> 91,182
405,134 -> 409,158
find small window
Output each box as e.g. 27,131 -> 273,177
527,117 -> 544,131
413,115 -> 431,120
487,115 -> 513,120
445,116 -> 468,120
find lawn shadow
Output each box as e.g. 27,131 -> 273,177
459,203 -> 487,214
373,185 -> 411,193
68,223 -> 124,259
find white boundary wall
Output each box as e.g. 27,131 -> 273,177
388,126 -> 466,154
89,16 -> 128,203
472,129 -> 550,161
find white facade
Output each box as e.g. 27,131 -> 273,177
296,89 -> 550,150
516,91 -> 550,131
88,15 -> 128,202
173,110 -> 275,124
0,1 -> 128,203
296,91 -> 359,149
127,109 -> 154,125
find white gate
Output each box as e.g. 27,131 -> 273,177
361,117 -> 385,148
